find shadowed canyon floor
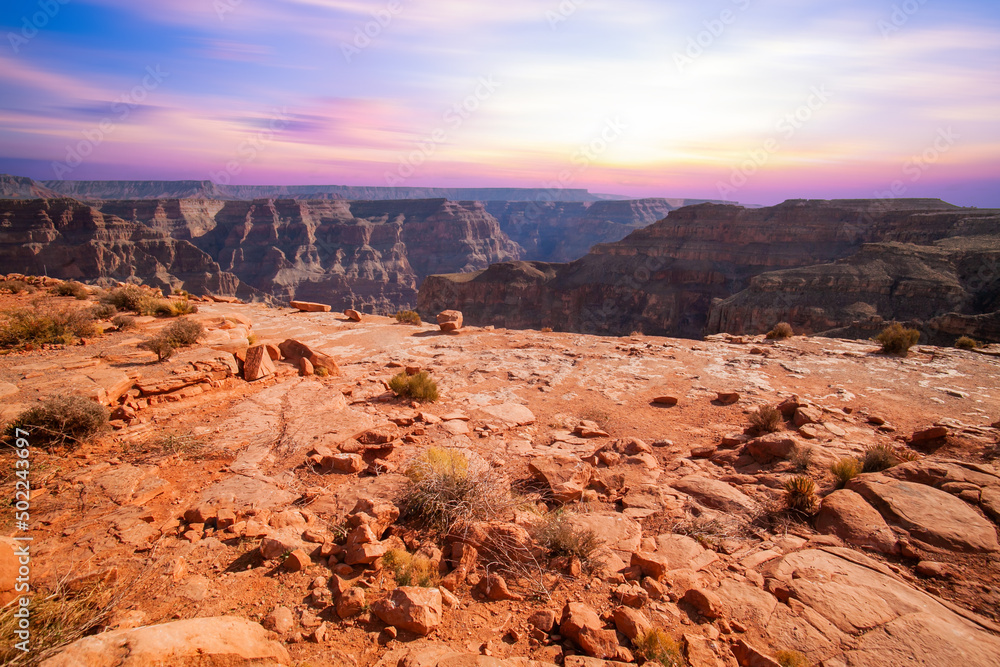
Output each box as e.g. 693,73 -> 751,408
2,291 -> 1000,666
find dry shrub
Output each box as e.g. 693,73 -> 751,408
394,310 -> 422,325
381,548 -> 440,587
400,448 -> 510,531
0,279 -> 35,294
0,303 -> 97,349
790,445 -> 814,472
111,314 -> 136,331
784,476 -> 817,514
748,405 -> 782,435
861,443 -> 902,473
532,510 -> 602,564
389,371 -> 438,402
90,302 -> 117,320
165,299 -> 198,316
955,336 -> 979,350
766,322 -> 794,340
633,628 -> 684,667
4,395 -> 108,450
101,285 -> 157,314
52,281 -> 89,299
830,457 -> 862,488
776,650 -> 812,667
140,318 -> 204,361
876,323 -> 920,356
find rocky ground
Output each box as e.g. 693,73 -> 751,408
1,286 -> 1000,666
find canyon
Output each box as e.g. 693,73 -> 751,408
420,199 -> 1000,342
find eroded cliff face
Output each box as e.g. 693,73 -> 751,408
419,199 -> 1000,340
0,198 -> 242,295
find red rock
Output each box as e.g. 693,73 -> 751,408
793,406 -> 820,427
528,456 -> 593,503
291,300 -> 332,313
560,602 -> 619,659
815,489 -> 898,555
528,609 -> 559,633
344,309 -> 362,322
653,396 -> 678,406
243,345 -> 276,381
715,392 -> 740,405
776,395 -> 801,418
336,587 -> 366,618
284,549 -> 310,572
265,344 -> 281,361
278,339 -> 340,376
478,573 -> 523,601
299,358 -> 314,376
612,606 -> 652,640
910,426 -> 949,443
682,588 -> 723,619
262,606 -> 295,634
744,434 -> 798,463
437,310 -> 463,332
729,638 -> 782,667
329,453 -> 364,474
916,561 -> 953,578
372,586 -> 443,636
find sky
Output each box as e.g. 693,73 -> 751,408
1,0 -> 999,206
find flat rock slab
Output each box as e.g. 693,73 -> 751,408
850,476 -> 999,552
479,403 -> 536,426
815,489 -> 899,554
291,300 -> 331,312
565,513 -> 642,558
671,475 -> 759,514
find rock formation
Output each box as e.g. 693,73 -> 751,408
420,199 -> 1000,341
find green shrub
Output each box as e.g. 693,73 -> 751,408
4,395 -> 108,450
748,405 -> 782,434
381,548 -> 439,587
0,304 -> 97,349
632,628 -> 684,667
140,335 -> 174,361
0,280 -> 35,294
830,457 -> 862,488
388,371 -> 438,402
955,336 -> 979,350
876,323 -> 920,356
111,314 -> 136,331
766,322 -> 794,340
532,510 -> 602,563
394,310 -> 422,325
784,476 -> 817,514
776,650 -> 812,667
139,318 -> 204,361
401,448 -> 509,531
52,281 -> 89,299
861,443 -> 901,473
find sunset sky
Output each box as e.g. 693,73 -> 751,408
1,0 -> 998,206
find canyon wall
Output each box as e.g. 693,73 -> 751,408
419,199 -> 1000,341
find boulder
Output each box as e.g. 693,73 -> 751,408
672,476 -> 759,514
560,602 -> 619,659
290,300 -> 331,313
652,396 -> 679,406
283,549 -> 310,572
682,588 -> 723,619
337,587 -> 366,618
39,616 -> 290,666
373,586 -> 443,636
849,476 -> 999,552
563,513 -> 642,558
793,407 -> 821,427
478,573 -> 523,601
715,392 -> 740,405
529,456 -> 593,503
528,609 -> 559,633
612,607 -> 652,640
262,606 -> 295,634
910,426 -> 949,443
815,489 -> 899,554
344,309 -> 363,322
330,453 -> 365,474
243,344 -> 276,382
278,339 -> 340,376
437,310 -> 463,332
745,434 -> 798,464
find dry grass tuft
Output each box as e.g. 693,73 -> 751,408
776,649 -> 812,667
766,322 -> 794,339
394,310 -> 422,325
829,457 -> 862,488
0,302 -> 97,349
400,448 -> 511,531
389,371 -> 438,402
784,476 -> 817,514
955,336 -> 979,350
748,405 -> 782,435
876,323 -> 920,356
633,628 -> 684,667
52,281 -> 89,299
381,548 -> 440,587
532,509 -> 602,564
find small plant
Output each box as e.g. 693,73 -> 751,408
315,366 -> 329,378
90,302 -> 117,320
401,447 -> 510,531
633,628 -> 684,667
101,285 -> 157,314
876,323 -> 920,356
394,310 -> 422,325
0,279 -> 35,294
140,335 -> 174,361
166,299 -> 198,316
52,281 -> 89,299
532,510 -> 602,565
783,476 -> 817,514
172,288 -> 190,298
140,318 -> 204,361
0,303 -> 97,349
829,457 -> 862,488
776,650 -> 811,667
247,333 -> 259,346
111,314 -> 136,331
748,405 -> 782,435
790,445 -> 814,472
381,548 -> 440,587
4,395 -> 108,450
955,336 -> 979,350
861,443 -> 902,473
766,322 -> 794,340
388,371 -> 438,402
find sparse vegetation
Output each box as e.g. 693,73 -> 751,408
541,327 -> 553,333
784,476 -> 817,514
400,447 -> 510,531
3,395 -> 108,449
776,650 -> 811,667
140,318 -> 204,361
90,302 -> 117,320
389,371 -> 438,402
955,336 -> 979,350
395,310 -> 422,325
790,444 -> 814,472
164,299 -> 198,316
876,323 -> 920,356
830,457 -> 862,488
633,628 -> 684,667
748,405 -> 782,434
101,284 -> 157,314
247,333 -> 259,346
111,313 -> 136,330
0,303 -> 97,349
532,509 -> 602,565
381,548 -> 440,587
52,281 -> 89,299
0,279 -> 35,294
315,366 -> 329,378
766,322 -> 794,340
861,443 -> 903,473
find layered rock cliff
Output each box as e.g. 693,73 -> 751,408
419,199 -> 1000,341
0,198 -> 244,296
